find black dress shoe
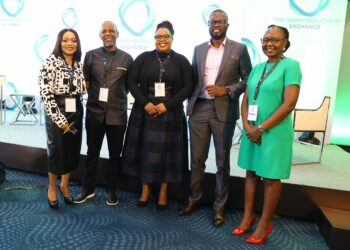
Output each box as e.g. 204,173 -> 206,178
213,210 -> 225,227
48,199 -> 58,209
59,188 -> 74,205
179,202 -> 199,215
156,203 -> 167,211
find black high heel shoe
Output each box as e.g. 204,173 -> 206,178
59,188 -> 74,205
156,203 -> 167,211
137,199 -> 149,207
48,199 -> 58,209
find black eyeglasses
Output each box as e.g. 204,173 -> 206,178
261,38 -> 285,45
208,20 -> 227,26
154,35 -> 172,40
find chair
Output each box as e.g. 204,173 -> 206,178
293,96 -> 331,164
9,93 -> 38,125
0,75 -> 6,125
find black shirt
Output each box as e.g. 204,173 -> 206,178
83,47 -> 133,125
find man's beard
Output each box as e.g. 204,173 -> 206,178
209,29 -> 227,40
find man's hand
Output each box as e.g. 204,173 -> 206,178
205,85 -> 227,97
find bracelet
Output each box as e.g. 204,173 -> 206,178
258,124 -> 265,132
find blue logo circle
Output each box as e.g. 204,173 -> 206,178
289,0 -> 330,17
202,4 -> 220,25
119,0 -> 155,36
34,34 -> 49,63
241,38 -> 260,67
0,0 -> 24,17
62,7 -> 78,28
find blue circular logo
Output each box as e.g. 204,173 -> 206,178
289,0 -> 330,17
62,7 -> 78,28
0,0 -> 24,17
202,4 -> 220,25
34,34 -> 49,63
119,0 -> 155,36
241,38 -> 260,67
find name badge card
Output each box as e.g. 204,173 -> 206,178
65,98 -> 76,112
99,88 -> 109,102
154,82 -> 165,97
248,104 -> 258,121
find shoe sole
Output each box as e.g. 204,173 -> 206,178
73,193 -> 95,204
106,197 -> 118,206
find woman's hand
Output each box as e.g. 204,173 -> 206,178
62,122 -> 71,134
155,103 -> 167,115
144,102 -> 158,116
245,123 -> 262,145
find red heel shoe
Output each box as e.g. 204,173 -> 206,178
232,214 -> 256,236
246,224 -> 273,244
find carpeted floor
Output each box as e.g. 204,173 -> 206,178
0,169 -> 328,250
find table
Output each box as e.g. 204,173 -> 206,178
10,93 -> 38,125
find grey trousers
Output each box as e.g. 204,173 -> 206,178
188,100 -> 236,211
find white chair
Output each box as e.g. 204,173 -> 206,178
293,96 -> 331,164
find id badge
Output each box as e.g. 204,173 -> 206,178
247,104 -> 258,121
65,98 -> 76,112
154,82 -> 165,97
99,87 -> 109,102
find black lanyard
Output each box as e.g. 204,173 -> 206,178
253,58 -> 284,103
156,51 -> 170,82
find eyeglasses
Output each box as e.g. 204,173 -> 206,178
154,35 -> 172,40
208,20 -> 227,26
261,38 -> 285,45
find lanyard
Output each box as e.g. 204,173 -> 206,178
156,51 -> 170,82
253,57 -> 284,103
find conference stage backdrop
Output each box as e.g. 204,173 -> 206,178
0,0 -> 348,144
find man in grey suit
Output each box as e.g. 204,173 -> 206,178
180,9 -> 252,227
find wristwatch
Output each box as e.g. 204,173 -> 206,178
258,124 -> 265,132
225,87 -> 231,95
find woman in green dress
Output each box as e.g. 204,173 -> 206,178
232,25 -> 302,244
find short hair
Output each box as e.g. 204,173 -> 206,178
52,28 -> 82,62
100,21 -> 118,35
210,9 -> 229,22
268,24 -> 291,52
156,20 -> 174,36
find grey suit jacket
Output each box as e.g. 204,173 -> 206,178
187,38 -> 252,122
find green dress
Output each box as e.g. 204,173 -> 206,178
237,58 -> 302,179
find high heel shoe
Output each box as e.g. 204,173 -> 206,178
156,203 -> 167,211
48,199 -> 58,209
232,214 -> 256,236
59,187 -> 74,205
246,224 -> 273,244
137,199 -> 149,207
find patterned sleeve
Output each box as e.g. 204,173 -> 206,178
38,55 -> 68,128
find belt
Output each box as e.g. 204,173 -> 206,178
55,95 -> 81,100
196,98 -> 214,103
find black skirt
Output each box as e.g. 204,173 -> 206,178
45,96 -> 83,175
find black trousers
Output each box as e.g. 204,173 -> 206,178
83,115 -> 126,192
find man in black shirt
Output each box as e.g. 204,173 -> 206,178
74,21 -> 133,206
